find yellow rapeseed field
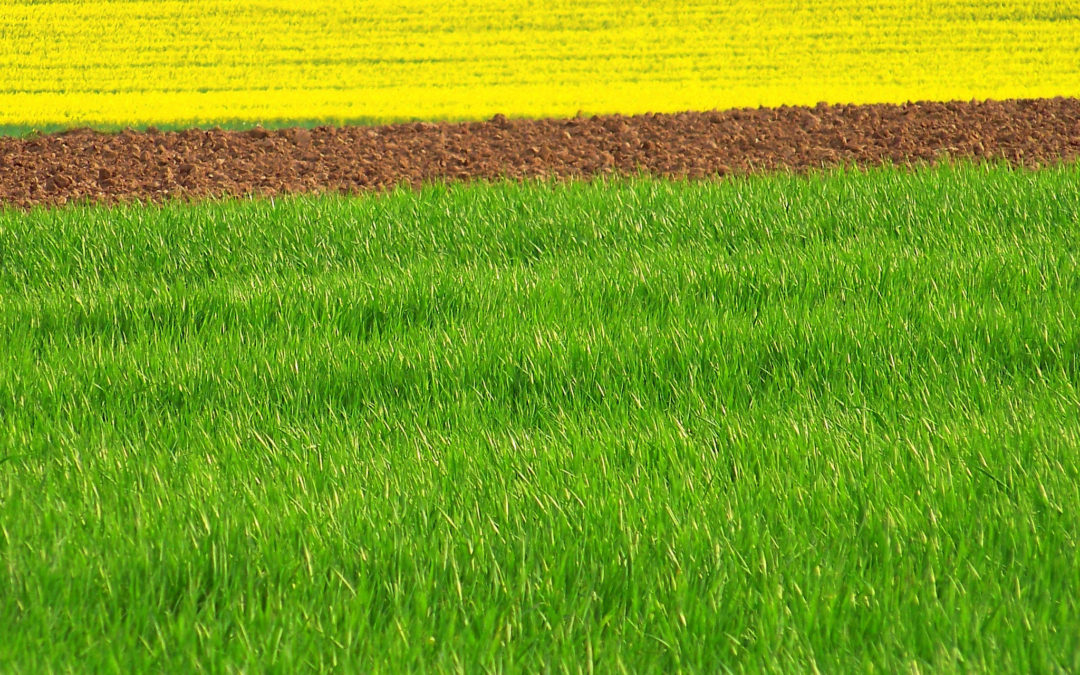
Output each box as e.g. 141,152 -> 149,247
2,0 -> 1079,128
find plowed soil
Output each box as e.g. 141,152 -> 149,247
3,97 -> 1080,208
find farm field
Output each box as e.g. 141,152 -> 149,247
6,97 -> 1080,209
4,0 -> 1080,669
2,0 -> 1080,131
2,164 -> 1080,671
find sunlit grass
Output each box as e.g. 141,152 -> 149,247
2,163 -> 1079,671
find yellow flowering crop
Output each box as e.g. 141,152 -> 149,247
2,0 -> 1079,128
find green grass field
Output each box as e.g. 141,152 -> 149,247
2,164 -> 1079,671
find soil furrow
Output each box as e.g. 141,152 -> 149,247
3,97 -> 1080,208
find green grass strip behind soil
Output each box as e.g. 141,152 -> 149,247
0,115 -> 457,138
2,164 -> 1079,671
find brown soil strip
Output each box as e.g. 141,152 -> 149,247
3,97 -> 1080,209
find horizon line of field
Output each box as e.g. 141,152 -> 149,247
4,94 -> 1080,139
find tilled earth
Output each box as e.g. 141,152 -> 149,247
3,97 -> 1080,208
